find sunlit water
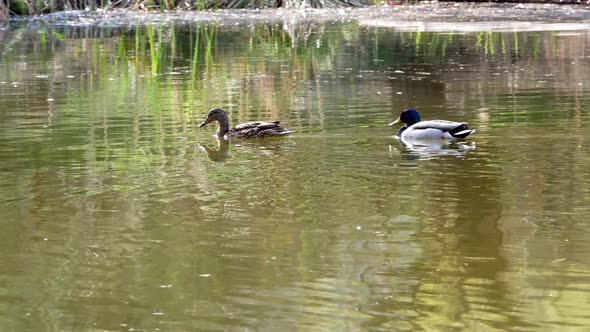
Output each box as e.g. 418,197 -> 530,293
1,6 -> 590,331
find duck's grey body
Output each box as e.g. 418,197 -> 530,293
398,120 -> 474,140
391,109 -> 475,140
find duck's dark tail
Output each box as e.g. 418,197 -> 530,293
449,124 -> 475,138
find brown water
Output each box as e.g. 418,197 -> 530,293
1,7 -> 590,331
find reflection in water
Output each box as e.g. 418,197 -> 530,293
1,11 -> 590,332
390,138 -> 476,161
198,137 -> 293,162
198,137 -> 229,162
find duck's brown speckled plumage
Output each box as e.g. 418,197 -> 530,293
198,108 -> 293,138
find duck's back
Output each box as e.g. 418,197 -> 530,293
403,120 -> 472,139
410,120 -> 465,131
230,121 -> 292,138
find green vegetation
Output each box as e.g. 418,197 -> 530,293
0,0 -> 373,21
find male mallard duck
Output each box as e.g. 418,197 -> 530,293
198,108 -> 293,138
389,109 -> 475,140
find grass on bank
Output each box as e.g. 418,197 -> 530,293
0,0 -> 375,21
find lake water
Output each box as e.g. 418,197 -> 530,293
1,5 -> 590,331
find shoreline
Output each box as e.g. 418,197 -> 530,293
3,3 -> 590,27
3,1 -> 590,22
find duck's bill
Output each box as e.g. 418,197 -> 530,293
198,119 -> 210,128
388,117 -> 401,126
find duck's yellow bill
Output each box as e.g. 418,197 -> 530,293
388,117 -> 401,126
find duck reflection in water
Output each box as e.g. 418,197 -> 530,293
198,137 -> 229,162
198,136 -> 293,162
390,137 -> 476,161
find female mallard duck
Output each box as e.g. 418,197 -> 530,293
198,108 -> 293,138
389,109 -> 475,140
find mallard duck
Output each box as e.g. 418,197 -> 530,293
198,108 -> 293,138
389,109 -> 475,140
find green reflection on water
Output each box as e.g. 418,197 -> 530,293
1,15 -> 590,332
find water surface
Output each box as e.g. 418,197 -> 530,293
1,6 -> 590,331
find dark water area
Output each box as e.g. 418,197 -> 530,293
1,5 -> 590,331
